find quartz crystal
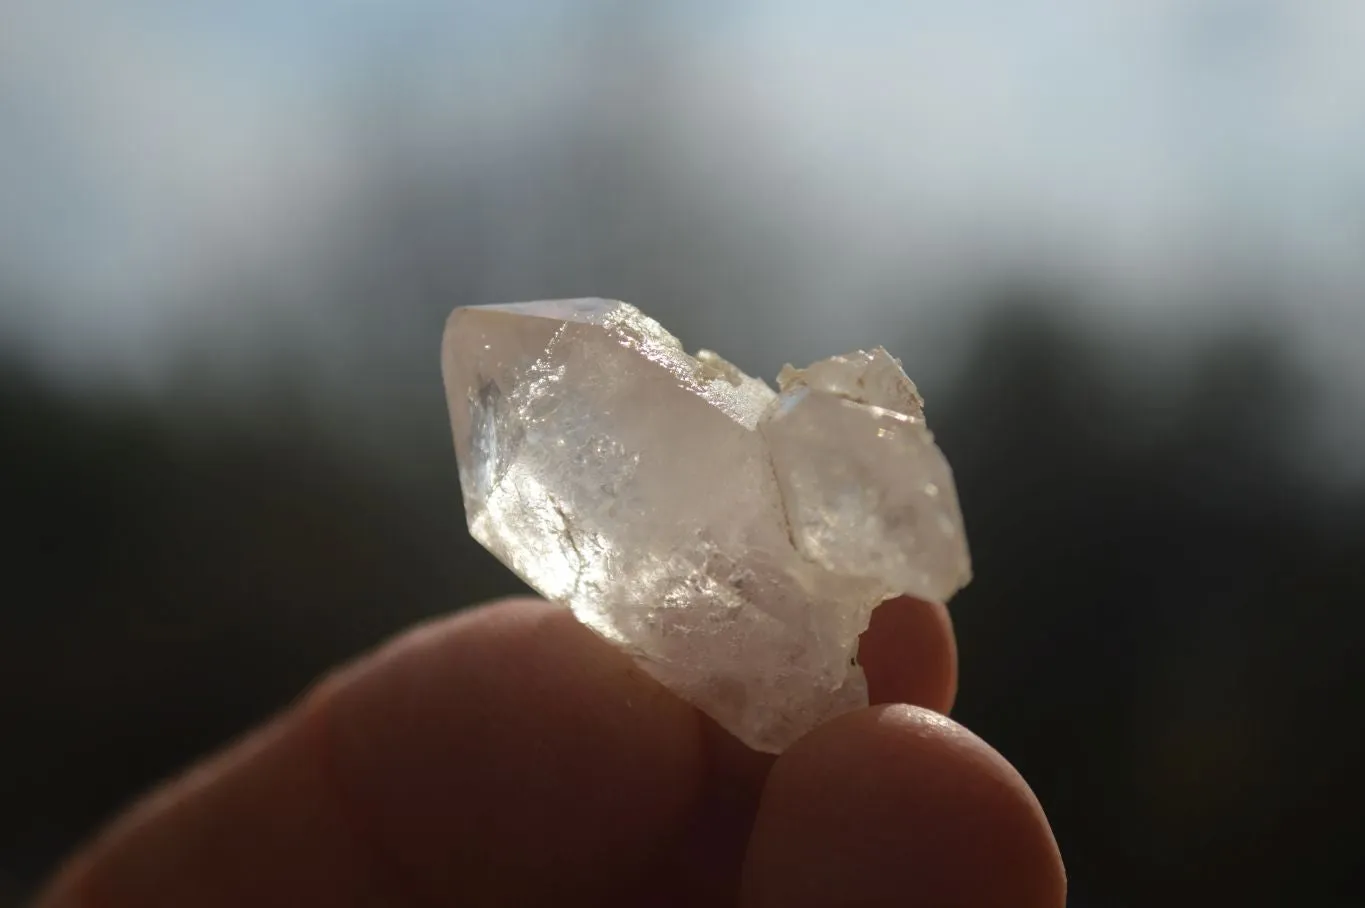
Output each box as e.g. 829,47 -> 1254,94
442,299 -> 970,753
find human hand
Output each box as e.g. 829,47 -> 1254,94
36,597 -> 1064,907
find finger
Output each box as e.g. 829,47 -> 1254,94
741,705 -> 1066,908
858,595 -> 958,713
39,598 -> 708,908
316,599 -> 706,904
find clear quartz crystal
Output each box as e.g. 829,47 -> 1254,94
442,299 -> 971,753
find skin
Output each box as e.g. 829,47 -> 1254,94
36,596 -> 1065,907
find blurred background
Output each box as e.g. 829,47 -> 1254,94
3,1 -> 1364,904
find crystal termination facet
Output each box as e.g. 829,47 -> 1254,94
442,300 -> 970,753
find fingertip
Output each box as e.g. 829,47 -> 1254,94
742,705 -> 1065,908
859,596 -> 958,714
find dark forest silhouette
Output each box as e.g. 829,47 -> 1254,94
3,292 -> 1362,906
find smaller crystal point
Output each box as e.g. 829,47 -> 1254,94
765,348 -> 969,602
443,300 -> 971,752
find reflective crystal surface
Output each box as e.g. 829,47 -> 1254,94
442,299 -> 970,752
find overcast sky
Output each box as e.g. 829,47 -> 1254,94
2,0 -> 1363,387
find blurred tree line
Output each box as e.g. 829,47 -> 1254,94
3,281 -> 1362,906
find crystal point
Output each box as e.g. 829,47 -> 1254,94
442,299 -> 970,752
